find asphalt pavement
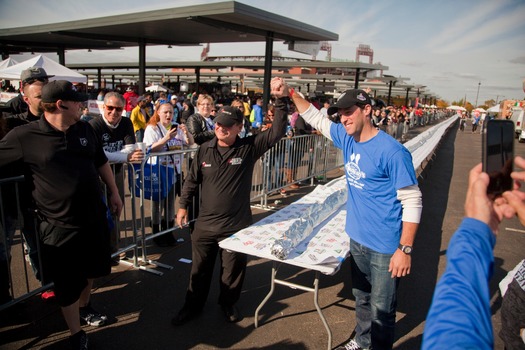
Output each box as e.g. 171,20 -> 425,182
1,121 -> 525,350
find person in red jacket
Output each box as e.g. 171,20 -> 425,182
123,86 -> 139,119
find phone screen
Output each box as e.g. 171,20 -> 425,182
483,119 -> 514,195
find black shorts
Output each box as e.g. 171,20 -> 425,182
39,220 -> 111,307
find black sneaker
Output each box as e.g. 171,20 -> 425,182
171,304 -> 200,326
221,304 -> 241,323
79,304 -> 108,327
69,330 -> 89,350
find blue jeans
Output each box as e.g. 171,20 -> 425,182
350,239 -> 398,350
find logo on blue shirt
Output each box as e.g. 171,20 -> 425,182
345,153 -> 366,189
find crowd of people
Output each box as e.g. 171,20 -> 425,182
0,68 -> 523,350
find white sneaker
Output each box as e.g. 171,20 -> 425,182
79,304 -> 108,327
335,339 -> 368,350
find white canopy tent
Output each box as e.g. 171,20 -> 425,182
145,84 -> 168,92
0,55 -> 87,83
0,57 -> 18,70
447,105 -> 466,111
487,105 -> 500,113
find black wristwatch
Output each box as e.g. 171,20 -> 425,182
398,244 -> 413,255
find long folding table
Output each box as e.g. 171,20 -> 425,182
219,177 -> 349,350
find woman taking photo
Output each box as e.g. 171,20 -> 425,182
143,103 -> 194,246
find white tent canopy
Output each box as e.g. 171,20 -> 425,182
0,55 -> 87,83
447,105 -> 466,111
0,57 -> 19,70
145,84 -> 168,92
487,105 -> 500,113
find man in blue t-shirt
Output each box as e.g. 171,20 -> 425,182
271,78 -> 423,350
251,98 -> 264,130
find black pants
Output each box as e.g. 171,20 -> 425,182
187,158 -> 200,232
184,227 -> 247,310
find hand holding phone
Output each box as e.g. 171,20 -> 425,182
482,119 -> 514,196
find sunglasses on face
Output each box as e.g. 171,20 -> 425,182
105,105 -> 124,112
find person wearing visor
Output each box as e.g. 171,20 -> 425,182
271,77 -> 422,350
173,101 -> 288,326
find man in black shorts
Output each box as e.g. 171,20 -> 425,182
0,80 -> 123,350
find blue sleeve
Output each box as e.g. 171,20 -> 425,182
252,106 -> 264,128
388,146 -> 417,190
330,123 -> 346,149
422,218 -> 496,350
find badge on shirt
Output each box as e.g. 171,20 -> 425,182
80,138 -> 88,146
229,157 -> 243,165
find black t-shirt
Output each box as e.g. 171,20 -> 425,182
89,116 -> 135,153
5,110 -> 40,132
179,98 -> 288,232
0,116 -> 108,228
2,109 -> 42,211
4,94 -> 27,115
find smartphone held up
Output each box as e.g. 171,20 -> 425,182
482,119 -> 514,196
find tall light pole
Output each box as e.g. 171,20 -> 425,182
475,81 -> 481,107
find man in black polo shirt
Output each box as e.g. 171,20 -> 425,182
0,80 -> 122,350
2,67 -> 54,300
172,99 -> 288,326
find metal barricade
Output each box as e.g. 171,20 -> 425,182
255,135 -> 344,208
126,149 -> 193,275
0,176 -> 52,312
99,149 -> 196,276
0,137 -> 342,309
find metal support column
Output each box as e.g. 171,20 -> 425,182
263,32 -> 274,113
405,87 -> 411,107
195,67 -> 201,94
354,68 -> 360,89
138,39 -> 146,94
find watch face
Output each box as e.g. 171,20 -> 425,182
403,246 -> 412,254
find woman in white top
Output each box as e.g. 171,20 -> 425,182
143,103 -> 194,246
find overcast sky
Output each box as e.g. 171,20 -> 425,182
1,0 -> 524,104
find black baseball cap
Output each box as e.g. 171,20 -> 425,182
327,89 -> 372,116
214,106 -> 244,127
41,80 -> 89,103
